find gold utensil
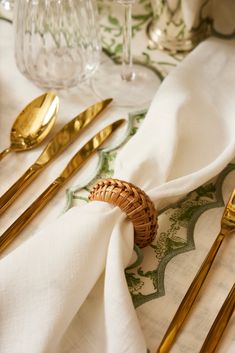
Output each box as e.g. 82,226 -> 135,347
199,283 -> 235,353
156,188 -> 235,353
0,92 -> 59,161
0,119 -> 124,255
0,98 -> 112,215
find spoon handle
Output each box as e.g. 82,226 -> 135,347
0,147 -> 12,161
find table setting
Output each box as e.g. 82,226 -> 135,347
0,1 -> 235,353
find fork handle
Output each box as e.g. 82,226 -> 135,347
0,180 -> 62,254
199,283 -> 235,353
156,231 -> 225,353
0,147 -> 12,161
0,164 -> 41,215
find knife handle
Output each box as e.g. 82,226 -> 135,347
0,180 -> 62,254
0,164 -> 42,215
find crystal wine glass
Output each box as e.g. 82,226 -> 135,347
91,0 -> 161,108
14,0 -> 101,89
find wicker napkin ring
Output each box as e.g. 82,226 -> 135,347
88,178 -> 158,248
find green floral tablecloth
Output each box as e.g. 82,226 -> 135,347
0,2 -> 234,352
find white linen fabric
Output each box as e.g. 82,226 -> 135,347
1,37 -> 235,353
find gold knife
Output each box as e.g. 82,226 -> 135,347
0,98 -> 112,215
0,119 -> 124,254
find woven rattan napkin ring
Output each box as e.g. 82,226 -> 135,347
88,178 -> 158,248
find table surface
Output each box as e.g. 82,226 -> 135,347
0,2 -> 234,353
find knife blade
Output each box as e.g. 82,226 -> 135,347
0,98 -> 112,215
0,119 -> 125,254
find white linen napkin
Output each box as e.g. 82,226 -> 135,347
1,37 -> 235,353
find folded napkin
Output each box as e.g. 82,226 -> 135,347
1,37 -> 235,353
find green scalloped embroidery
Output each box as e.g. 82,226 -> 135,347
61,91 -> 235,309
126,163 -> 235,308
62,97 -> 235,310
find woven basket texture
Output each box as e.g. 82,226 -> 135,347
89,179 -> 158,248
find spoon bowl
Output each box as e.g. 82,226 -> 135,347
0,92 -> 59,161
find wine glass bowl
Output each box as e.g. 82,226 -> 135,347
14,0 -> 101,90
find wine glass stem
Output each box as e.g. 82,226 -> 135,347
121,3 -> 135,82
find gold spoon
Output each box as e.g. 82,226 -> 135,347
0,92 -> 59,161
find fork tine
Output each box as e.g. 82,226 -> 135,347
222,189 -> 235,230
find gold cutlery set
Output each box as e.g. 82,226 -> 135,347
0,94 -> 234,353
156,189 -> 235,353
0,93 -> 124,253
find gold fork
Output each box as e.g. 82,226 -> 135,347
156,188 -> 235,353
